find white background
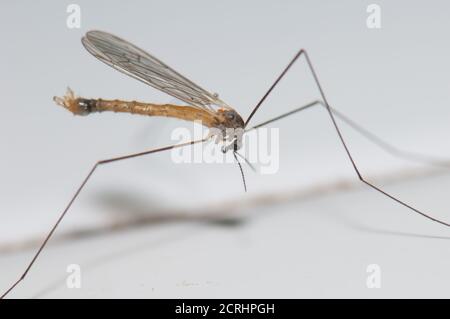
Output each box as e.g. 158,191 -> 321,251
1,1 -> 450,298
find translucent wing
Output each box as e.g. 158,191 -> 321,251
81,30 -> 231,112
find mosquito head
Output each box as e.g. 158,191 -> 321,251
213,108 -> 245,153
216,109 -> 245,129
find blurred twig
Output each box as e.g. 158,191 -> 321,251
0,164 -> 448,254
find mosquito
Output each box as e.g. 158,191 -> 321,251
2,30 -> 449,299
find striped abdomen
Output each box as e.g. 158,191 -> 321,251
54,88 -> 219,128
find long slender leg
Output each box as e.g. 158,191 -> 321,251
245,50 -> 450,228
327,105 -> 450,168
1,138 -> 207,299
248,100 -> 450,168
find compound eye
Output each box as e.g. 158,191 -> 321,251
226,112 -> 236,120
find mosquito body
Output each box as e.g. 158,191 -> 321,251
2,30 -> 449,299
55,88 -> 245,152
55,31 -> 244,153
